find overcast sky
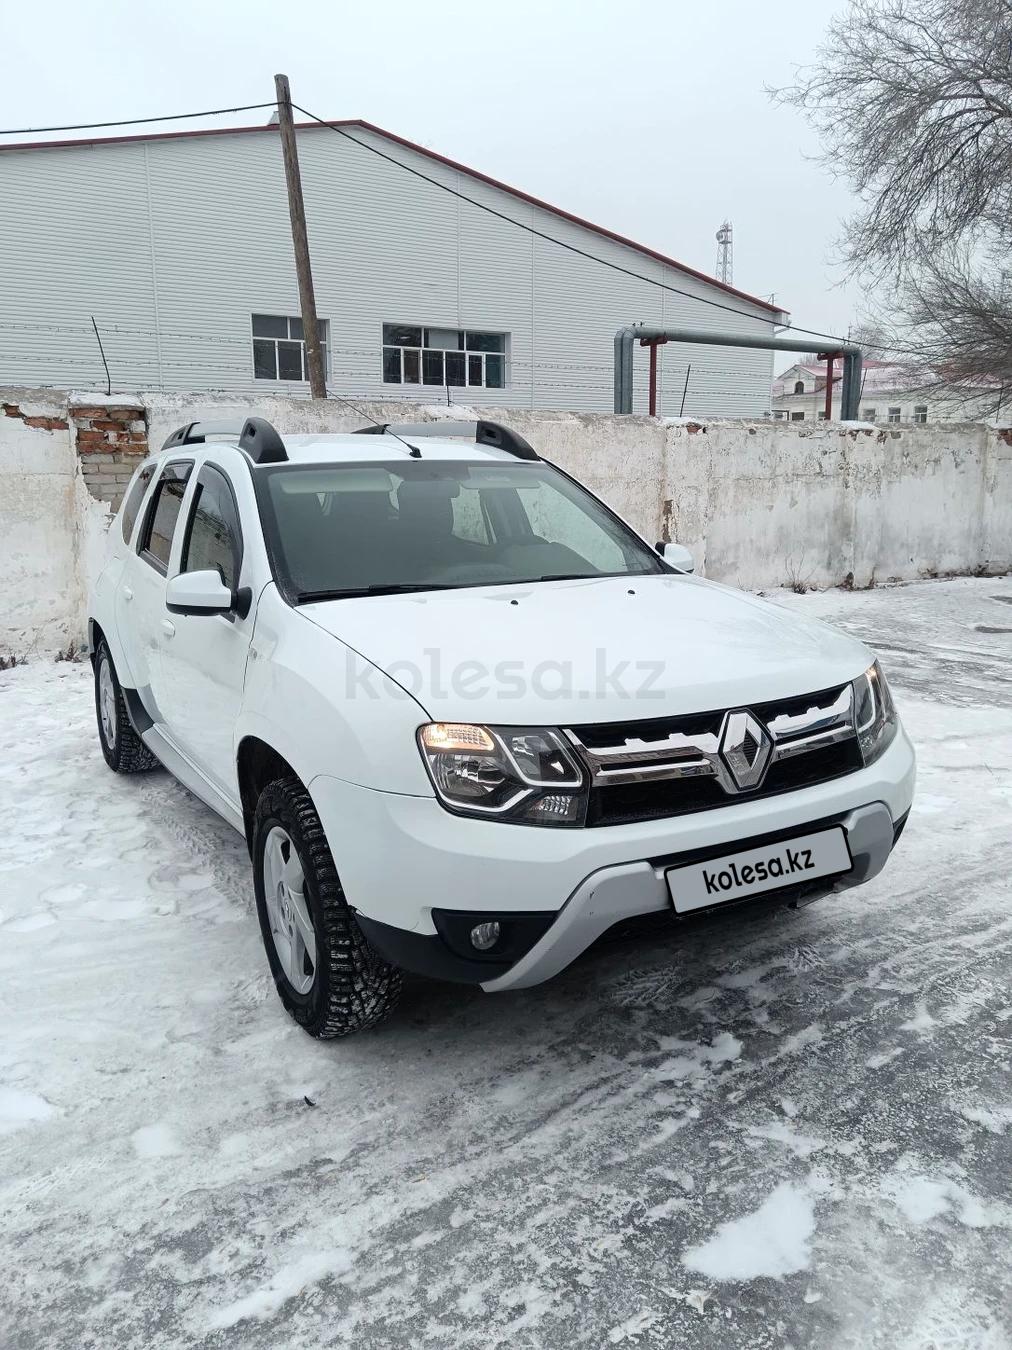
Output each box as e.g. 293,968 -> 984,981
5,0 -> 858,346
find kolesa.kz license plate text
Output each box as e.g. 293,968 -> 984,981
666,827 -> 852,913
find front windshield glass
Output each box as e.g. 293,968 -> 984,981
260,460 -> 666,600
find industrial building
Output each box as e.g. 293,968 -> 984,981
1,119 -> 787,416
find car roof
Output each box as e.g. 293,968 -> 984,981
159,431 -> 529,467
284,433 -> 525,464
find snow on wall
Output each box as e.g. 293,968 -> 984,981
2,387 -> 1010,649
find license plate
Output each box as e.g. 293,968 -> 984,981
666,826 -> 852,913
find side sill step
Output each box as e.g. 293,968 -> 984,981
140,725 -> 245,836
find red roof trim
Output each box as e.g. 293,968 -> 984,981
0,118 -> 783,316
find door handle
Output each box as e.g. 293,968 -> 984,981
160,620 -> 176,639
122,586 -> 133,602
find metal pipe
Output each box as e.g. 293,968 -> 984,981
839,351 -> 863,421
840,354 -> 851,421
613,325 -> 863,415
640,335 -> 668,417
615,326 -> 636,414
845,351 -> 863,420
816,349 -> 842,420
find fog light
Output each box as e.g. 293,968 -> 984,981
522,792 -> 582,824
470,921 -> 501,952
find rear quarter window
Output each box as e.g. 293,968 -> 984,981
121,464 -> 156,545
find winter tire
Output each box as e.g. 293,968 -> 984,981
94,640 -> 159,774
253,777 -> 402,1038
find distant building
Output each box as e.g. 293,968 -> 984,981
0,119 -> 787,417
772,360 -> 1006,423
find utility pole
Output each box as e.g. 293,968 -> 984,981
273,73 -> 327,399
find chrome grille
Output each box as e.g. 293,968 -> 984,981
566,683 -> 862,826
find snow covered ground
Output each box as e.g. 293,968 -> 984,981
1,577 -> 1010,1350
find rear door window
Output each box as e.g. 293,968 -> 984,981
139,462 -> 193,573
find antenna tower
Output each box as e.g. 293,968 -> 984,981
715,219 -> 733,285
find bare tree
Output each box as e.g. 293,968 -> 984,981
772,0 -> 1012,412
848,321 -> 891,353
881,245 -> 1012,413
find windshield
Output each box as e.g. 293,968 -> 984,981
259,460 -> 666,600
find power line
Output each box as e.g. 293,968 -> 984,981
291,102 -> 870,352
0,96 -> 900,357
0,104 -> 278,137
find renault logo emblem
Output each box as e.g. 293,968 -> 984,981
718,710 -> 773,791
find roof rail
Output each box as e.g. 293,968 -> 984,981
353,419 -> 538,462
238,417 -> 287,464
162,419 -> 243,449
160,416 -> 287,463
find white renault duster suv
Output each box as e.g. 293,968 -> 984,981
89,416 -> 915,1037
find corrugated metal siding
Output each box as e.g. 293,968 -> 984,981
0,126 -> 777,415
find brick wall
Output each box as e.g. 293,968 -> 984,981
69,397 -> 148,509
1,400 -> 69,433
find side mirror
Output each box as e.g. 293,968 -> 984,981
165,569 -> 234,616
655,540 -> 695,573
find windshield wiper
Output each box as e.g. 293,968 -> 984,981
296,583 -> 459,602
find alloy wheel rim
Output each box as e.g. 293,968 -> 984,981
263,826 -> 317,995
98,658 -> 117,748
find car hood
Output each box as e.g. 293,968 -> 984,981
301,575 -> 873,725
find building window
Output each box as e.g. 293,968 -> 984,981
793,380 -> 805,394
382,324 -> 507,389
790,411 -> 805,421
913,404 -> 928,423
252,315 -> 328,382
864,407 -> 877,421
888,407 -> 902,423
817,410 -> 827,420
773,409 -> 787,420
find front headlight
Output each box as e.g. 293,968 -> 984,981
418,723 -> 588,826
852,661 -> 898,765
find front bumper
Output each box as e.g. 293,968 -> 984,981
481,801 -> 898,990
309,724 -> 915,989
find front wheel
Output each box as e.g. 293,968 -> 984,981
252,777 -> 402,1038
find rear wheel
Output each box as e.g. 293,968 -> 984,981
252,777 -> 402,1037
94,640 -> 159,774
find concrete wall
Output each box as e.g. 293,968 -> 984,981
660,417 -> 1011,590
2,387 -> 1009,649
0,390 -> 107,652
